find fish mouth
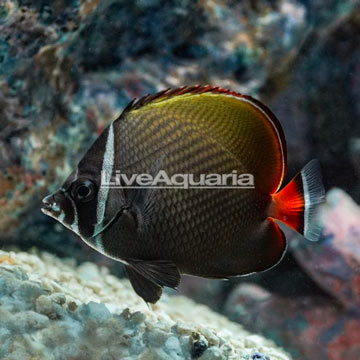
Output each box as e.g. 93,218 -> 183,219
41,204 -> 60,218
41,194 -> 61,218
41,204 -> 54,215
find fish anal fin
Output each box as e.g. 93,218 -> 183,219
125,265 -> 162,304
127,259 -> 181,289
201,219 -> 286,279
252,218 -> 287,273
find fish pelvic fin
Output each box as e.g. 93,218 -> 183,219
126,259 -> 181,304
269,159 -> 325,241
125,266 -> 163,304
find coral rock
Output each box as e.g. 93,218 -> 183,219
290,188 -> 360,310
0,250 -> 291,360
225,283 -> 360,360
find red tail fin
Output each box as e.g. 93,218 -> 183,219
270,159 -> 325,241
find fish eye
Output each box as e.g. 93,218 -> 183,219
71,179 -> 97,203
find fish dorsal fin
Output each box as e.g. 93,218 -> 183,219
118,85 -> 287,194
121,85 -> 216,113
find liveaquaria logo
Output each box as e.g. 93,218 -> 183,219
101,170 -> 255,189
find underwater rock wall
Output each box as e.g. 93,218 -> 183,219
0,0 -> 359,256
0,250 -> 291,360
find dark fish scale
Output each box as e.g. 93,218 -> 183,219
132,184 -> 266,275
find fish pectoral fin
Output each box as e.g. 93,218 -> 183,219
127,259 -> 181,290
130,155 -> 165,231
125,265 -> 163,304
131,187 -> 158,231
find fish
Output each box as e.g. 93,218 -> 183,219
41,85 -> 325,303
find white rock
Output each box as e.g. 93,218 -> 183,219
0,250 -> 292,360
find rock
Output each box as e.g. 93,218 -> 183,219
262,2 -> 360,194
0,249 -> 291,360
224,283 -> 360,360
290,188 -> 360,311
178,276 -> 226,312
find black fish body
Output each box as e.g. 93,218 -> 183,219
104,187 -> 271,277
42,86 -> 325,303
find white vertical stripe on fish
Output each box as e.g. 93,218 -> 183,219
82,233 -> 105,255
95,234 -> 105,254
68,196 -> 80,234
301,170 -> 310,237
71,211 -> 79,234
94,123 -> 114,235
58,211 -> 65,223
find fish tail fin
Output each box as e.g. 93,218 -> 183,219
269,159 -> 325,241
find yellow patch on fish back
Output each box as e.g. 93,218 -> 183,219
123,86 -> 286,194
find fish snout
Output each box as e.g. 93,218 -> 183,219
41,192 -> 62,217
42,193 -> 54,205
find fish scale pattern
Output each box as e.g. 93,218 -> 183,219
106,91 -> 285,276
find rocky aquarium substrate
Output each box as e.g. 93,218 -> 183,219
0,250 -> 291,360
